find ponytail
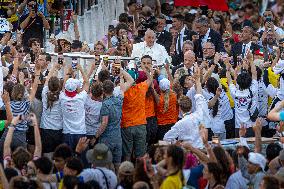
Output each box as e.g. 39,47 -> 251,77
47,90 -> 60,109
163,90 -> 170,113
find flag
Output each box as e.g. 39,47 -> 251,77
174,0 -> 229,11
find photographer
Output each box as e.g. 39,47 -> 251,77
19,0 -> 50,48
258,9 -> 284,37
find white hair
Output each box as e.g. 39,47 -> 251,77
144,29 -> 156,38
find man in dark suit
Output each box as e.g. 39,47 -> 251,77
172,13 -> 196,55
232,25 -> 260,65
194,16 -> 225,59
155,15 -> 172,54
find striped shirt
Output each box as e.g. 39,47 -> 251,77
10,100 -> 31,131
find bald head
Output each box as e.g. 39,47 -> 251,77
184,50 -> 195,69
144,29 -> 156,47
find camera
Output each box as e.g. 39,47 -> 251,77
266,16 -> 272,23
140,16 -> 158,30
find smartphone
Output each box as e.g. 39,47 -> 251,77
58,53 -> 64,65
103,56 -> 109,67
114,64 -> 120,75
71,58 -> 78,69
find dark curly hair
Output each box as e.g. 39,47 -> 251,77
236,72 -> 252,90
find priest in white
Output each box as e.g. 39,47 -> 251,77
131,29 -> 170,68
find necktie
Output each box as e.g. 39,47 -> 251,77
177,33 -> 182,54
242,44 -> 246,58
157,32 -> 161,38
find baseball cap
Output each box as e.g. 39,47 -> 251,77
86,143 -> 113,167
248,152 -> 267,171
159,78 -> 170,91
64,78 -> 80,97
119,161 -> 134,175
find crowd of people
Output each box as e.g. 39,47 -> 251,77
2,0 -> 284,188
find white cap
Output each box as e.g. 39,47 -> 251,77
248,152 -> 267,171
159,78 -> 170,91
65,78 -> 80,92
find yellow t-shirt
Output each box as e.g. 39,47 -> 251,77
160,172 -> 183,189
268,67 -> 280,105
220,78 -> 234,108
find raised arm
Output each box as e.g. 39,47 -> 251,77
72,14 -> 80,40
77,64 -> 89,92
3,116 -> 20,158
44,63 -> 61,86
253,118 -> 262,153
30,113 -> 42,158
29,68 -> 40,102
120,69 -> 135,93
20,12 -> 33,30
182,142 -> 210,164
0,164 -> 8,189
38,12 -> 50,30
1,91 -> 12,128
200,126 -> 217,163
208,88 -> 221,108
86,61 -> 97,79
267,100 -> 284,121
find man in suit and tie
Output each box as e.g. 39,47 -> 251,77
232,24 -> 260,65
173,50 -> 195,80
172,13 -> 195,55
194,16 -> 225,59
155,15 -> 172,54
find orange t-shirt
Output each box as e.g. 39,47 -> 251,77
145,95 -> 156,118
156,91 -> 178,126
121,81 -> 148,128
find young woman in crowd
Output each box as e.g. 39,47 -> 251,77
156,78 -> 178,140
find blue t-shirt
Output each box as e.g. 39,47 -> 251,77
100,95 -> 123,140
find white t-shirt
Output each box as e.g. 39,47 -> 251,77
258,80 -> 268,117
59,90 -> 88,134
229,79 -> 258,129
85,96 -> 102,136
79,167 -> 117,189
203,90 -> 233,133
41,86 -> 63,130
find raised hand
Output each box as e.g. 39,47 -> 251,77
75,137 -> 90,154
239,123 -> 247,137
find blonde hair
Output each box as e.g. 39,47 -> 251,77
163,90 -> 170,113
